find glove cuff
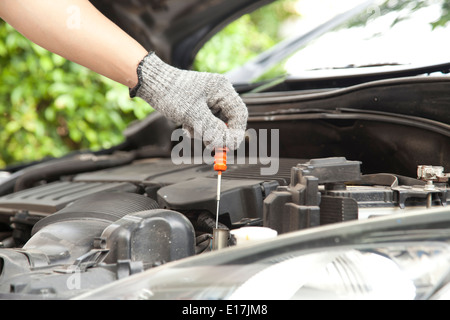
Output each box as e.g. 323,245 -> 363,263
129,51 -> 155,98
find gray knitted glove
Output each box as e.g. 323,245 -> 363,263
130,52 -> 248,150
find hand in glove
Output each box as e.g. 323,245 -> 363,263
130,52 -> 248,150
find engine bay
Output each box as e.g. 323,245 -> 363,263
0,152 -> 448,299
0,75 -> 449,300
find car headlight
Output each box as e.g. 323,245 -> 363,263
74,207 -> 450,300
74,243 -> 450,300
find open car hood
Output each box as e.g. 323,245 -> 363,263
91,0 -> 450,87
90,0 -> 275,69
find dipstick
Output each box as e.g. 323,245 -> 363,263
213,147 -> 228,250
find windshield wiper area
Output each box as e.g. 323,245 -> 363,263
226,0 -> 375,85
312,62 -> 405,70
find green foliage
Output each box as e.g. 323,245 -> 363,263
0,21 -> 152,167
347,0 -> 450,29
194,0 -> 299,78
194,14 -> 276,75
432,0 -> 450,28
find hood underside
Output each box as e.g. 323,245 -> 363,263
90,0 -> 274,69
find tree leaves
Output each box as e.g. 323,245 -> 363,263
193,0 -> 299,80
0,20 -> 152,167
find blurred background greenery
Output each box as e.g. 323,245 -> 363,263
3,0 -> 448,168
0,0 -> 298,168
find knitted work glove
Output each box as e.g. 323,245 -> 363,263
130,52 -> 248,150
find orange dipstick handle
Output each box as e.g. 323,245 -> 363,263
214,147 -> 228,172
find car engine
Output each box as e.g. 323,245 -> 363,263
0,76 -> 449,299
0,146 -> 448,299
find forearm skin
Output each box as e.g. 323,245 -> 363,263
0,0 -> 148,88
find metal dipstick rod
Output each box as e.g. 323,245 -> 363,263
215,170 -> 222,229
212,147 -> 229,250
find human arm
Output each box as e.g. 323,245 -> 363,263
0,0 -> 248,149
0,0 -> 146,88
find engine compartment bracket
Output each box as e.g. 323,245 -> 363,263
54,249 -> 109,274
